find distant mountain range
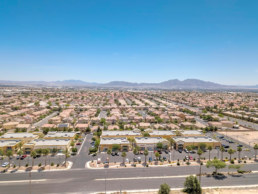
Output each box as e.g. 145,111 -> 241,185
0,79 -> 257,90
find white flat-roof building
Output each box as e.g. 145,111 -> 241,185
23,139 -> 71,154
101,130 -> 142,138
99,137 -> 130,152
173,136 -> 221,150
0,133 -> 38,143
0,140 -> 21,152
135,137 -> 169,151
44,132 -> 76,140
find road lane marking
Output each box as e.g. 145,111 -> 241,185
77,134 -> 87,155
0,179 -> 47,184
95,175 -> 189,181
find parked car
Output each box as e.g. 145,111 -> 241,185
149,157 -> 152,162
222,144 -> 229,148
163,156 -> 167,161
164,150 -> 169,154
97,158 -> 101,164
1,162 -> 9,167
178,150 -> 182,153
137,157 -> 141,162
237,144 -> 243,147
21,155 -> 27,160
184,149 -> 189,153
16,156 -> 21,160
92,153 -> 97,157
228,140 -> 234,143
76,142 -> 81,145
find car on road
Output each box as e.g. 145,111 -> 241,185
1,162 -> 9,167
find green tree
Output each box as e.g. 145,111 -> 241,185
112,144 -> 120,152
199,143 -> 207,152
144,149 -> 149,166
155,152 -> 160,162
186,146 -> 192,162
237,147 -> 242,160
30,151 -> 37,167
157,142 -> 163,150
63,148 -> 70,167
17,150 -> 23,167
158,183 -> 170,194
206,159 -> 226,174
107,149 -> 111,164
228,164 -> 243,174
183,175 -> 202,194
6,150 -> 13,167
253,144 -> 258,161
42,149 -> 50,166
207,146 -> 212,161
0,149 -> 4,165
220,146 -> 225,161
197,148 -> 203,183
228,148 -> 236,161
121,152 -> 126,164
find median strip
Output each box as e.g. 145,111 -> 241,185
0,179 -> 47,184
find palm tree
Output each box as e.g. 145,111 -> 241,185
254,144 -> 258,161
107,149 -> 111,164
197,148 -> 203,183
208,146 -> 212,161
155,152 -> 160,164
30,151 -> 37,167
6,150 -> 13,168
144,149 -> 149,166
237,147 -> 242,161
0,149 -> 3,165
17,150 -> 23,167
186,146 -> 192,162
121,152 -> 126,165
220,146 -> 225,161
42,149 -> 50,166
63,148 -> 70,167
228,148 -> 235,161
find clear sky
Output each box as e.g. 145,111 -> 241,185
0,0 -> 257,85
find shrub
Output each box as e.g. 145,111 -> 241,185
183,175 -> 202,194
177,162 -> 180,166
25,163 -> 29,167
158,183 -> 170,194
244,161 -> 247,163
230,159 -> 234,164
51,162 -> 54,166
13,164 -> 16,168
186,161 -> 190,165
57,164 -> 60,167
38,163 -> 42,167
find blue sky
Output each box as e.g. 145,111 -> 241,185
0,0 -> 257,85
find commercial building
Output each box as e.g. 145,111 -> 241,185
0,140 -> 21,153
23,139 -> 71,154
99,137 -> 130,152
173,136 -> 221,150
44,132 -> 76,140
0,132 -> 39,143
135,137 -> 169,151
101,130 -> 142,138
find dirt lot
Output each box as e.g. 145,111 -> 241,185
219,131 -> 258,147
113,187 -> 258,194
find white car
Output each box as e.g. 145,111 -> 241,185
1,162 -> 9,167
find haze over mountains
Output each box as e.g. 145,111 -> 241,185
0,79 -> 257,90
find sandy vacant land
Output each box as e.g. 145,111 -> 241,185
115,187 -> 258,194
219,131 -> 258,147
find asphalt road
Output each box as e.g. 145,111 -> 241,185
0,163 -> 258,194
32,111 -> 58,129
1,133 -> 258,194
